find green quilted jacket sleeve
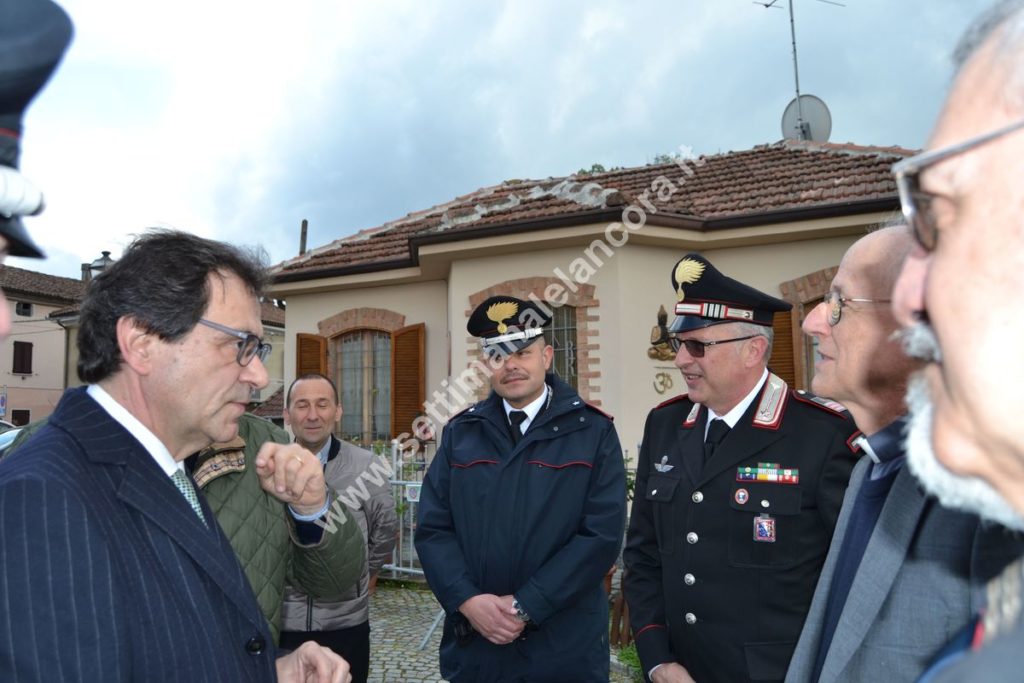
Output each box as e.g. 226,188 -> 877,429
195,413 -> 364,642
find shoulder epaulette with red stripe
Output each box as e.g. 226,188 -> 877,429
791,389 -> 850,418
583,401 -> 614,421
654,393 -> 690,410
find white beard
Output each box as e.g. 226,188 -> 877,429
901,324 -> 1024,531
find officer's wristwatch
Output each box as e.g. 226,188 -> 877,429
512,598 -> 531,623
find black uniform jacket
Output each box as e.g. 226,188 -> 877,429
415,374 -> 626,683
624,373 -> 858,683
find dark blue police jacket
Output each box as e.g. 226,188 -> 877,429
415,373 -> 626,683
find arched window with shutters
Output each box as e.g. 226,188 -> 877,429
295,313 -> 424,447
337,330 -> 391,445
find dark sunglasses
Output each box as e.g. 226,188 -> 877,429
668,333 -> 760,358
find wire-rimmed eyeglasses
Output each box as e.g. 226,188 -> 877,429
668,333 -> 760,358
198,318 -> 272,366
892,116 -> 1024,251
823,290 -> 891,327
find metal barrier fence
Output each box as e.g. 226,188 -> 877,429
382,439 -> 436,578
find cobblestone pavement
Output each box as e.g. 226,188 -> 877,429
368,585 -> 635,682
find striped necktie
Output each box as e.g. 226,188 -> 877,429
171,468 -> 208,527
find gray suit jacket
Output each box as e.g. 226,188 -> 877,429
785,455 -> 1020,683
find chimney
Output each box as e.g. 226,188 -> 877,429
299,219 -> 308,256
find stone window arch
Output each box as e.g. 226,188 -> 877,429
779,266 -> 838,389
466,277 -> 602,404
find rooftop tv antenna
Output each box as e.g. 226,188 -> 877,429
754,0 -> 844,141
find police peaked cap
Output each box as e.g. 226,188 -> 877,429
668,253 -> 791,333
0,0 -> 73,258
467,296 -> 551,357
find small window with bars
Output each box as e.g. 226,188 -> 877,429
543,305 -> 577,389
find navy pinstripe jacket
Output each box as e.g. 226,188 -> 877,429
0,387 -> 277,681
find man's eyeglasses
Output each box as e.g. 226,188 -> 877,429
823,290 -> 891,327
668,333 -> 760,358
198,318 -> 272,366
893,116 -> 1024,251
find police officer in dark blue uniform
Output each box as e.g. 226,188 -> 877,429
624,254 -> 858,683
415,296 -> 626,683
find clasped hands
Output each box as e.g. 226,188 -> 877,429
458,594 -> 525,645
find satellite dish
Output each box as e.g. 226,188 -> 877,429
781,94 -> 832,142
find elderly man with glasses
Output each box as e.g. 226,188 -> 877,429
888,1 -> 1024,680
0,229 -> 355,682
784,224 -> 1020,683
624,253 -> 859,683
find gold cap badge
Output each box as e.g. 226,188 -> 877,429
674,258 -> 705,301
486,301 -> 518,334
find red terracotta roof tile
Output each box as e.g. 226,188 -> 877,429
260,300 -> 285,326
0,265 -> 86,305
248,386 -> 284,419
274,140 -> 913,281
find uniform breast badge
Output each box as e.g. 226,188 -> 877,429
736,462 -> 799,484
754,513 -> 776,542
654,455 -> 674,473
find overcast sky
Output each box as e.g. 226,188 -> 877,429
12,0 -> 987,278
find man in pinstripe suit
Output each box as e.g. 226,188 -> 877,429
0,230 -> 351,682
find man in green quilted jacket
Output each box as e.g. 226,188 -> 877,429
4,410 -> 365,644
194,412 -> 366,643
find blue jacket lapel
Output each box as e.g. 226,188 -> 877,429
53,388 -> 266,633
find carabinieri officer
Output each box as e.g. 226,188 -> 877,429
624,254 -> 858,683
416,296 -> 626,683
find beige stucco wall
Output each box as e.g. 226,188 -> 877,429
0,300 -> 68,423
283,279 -> 449,427
441,232 -> 859,459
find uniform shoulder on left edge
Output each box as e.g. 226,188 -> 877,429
790,389 -> 852,420
577,399 -> 614,422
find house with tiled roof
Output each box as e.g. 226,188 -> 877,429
0,265 -> 87,425
269,140 -> 912,455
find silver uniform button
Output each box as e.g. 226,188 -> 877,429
686,532 -> 698,544
692,491 -> 704,503
684,573 -> 695,586
761,499 -> 770,508
685,613 -> 697,625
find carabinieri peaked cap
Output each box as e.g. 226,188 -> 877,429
467,296 -> 552,358
0,0 -> 74,258
667,253 -> 792,333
